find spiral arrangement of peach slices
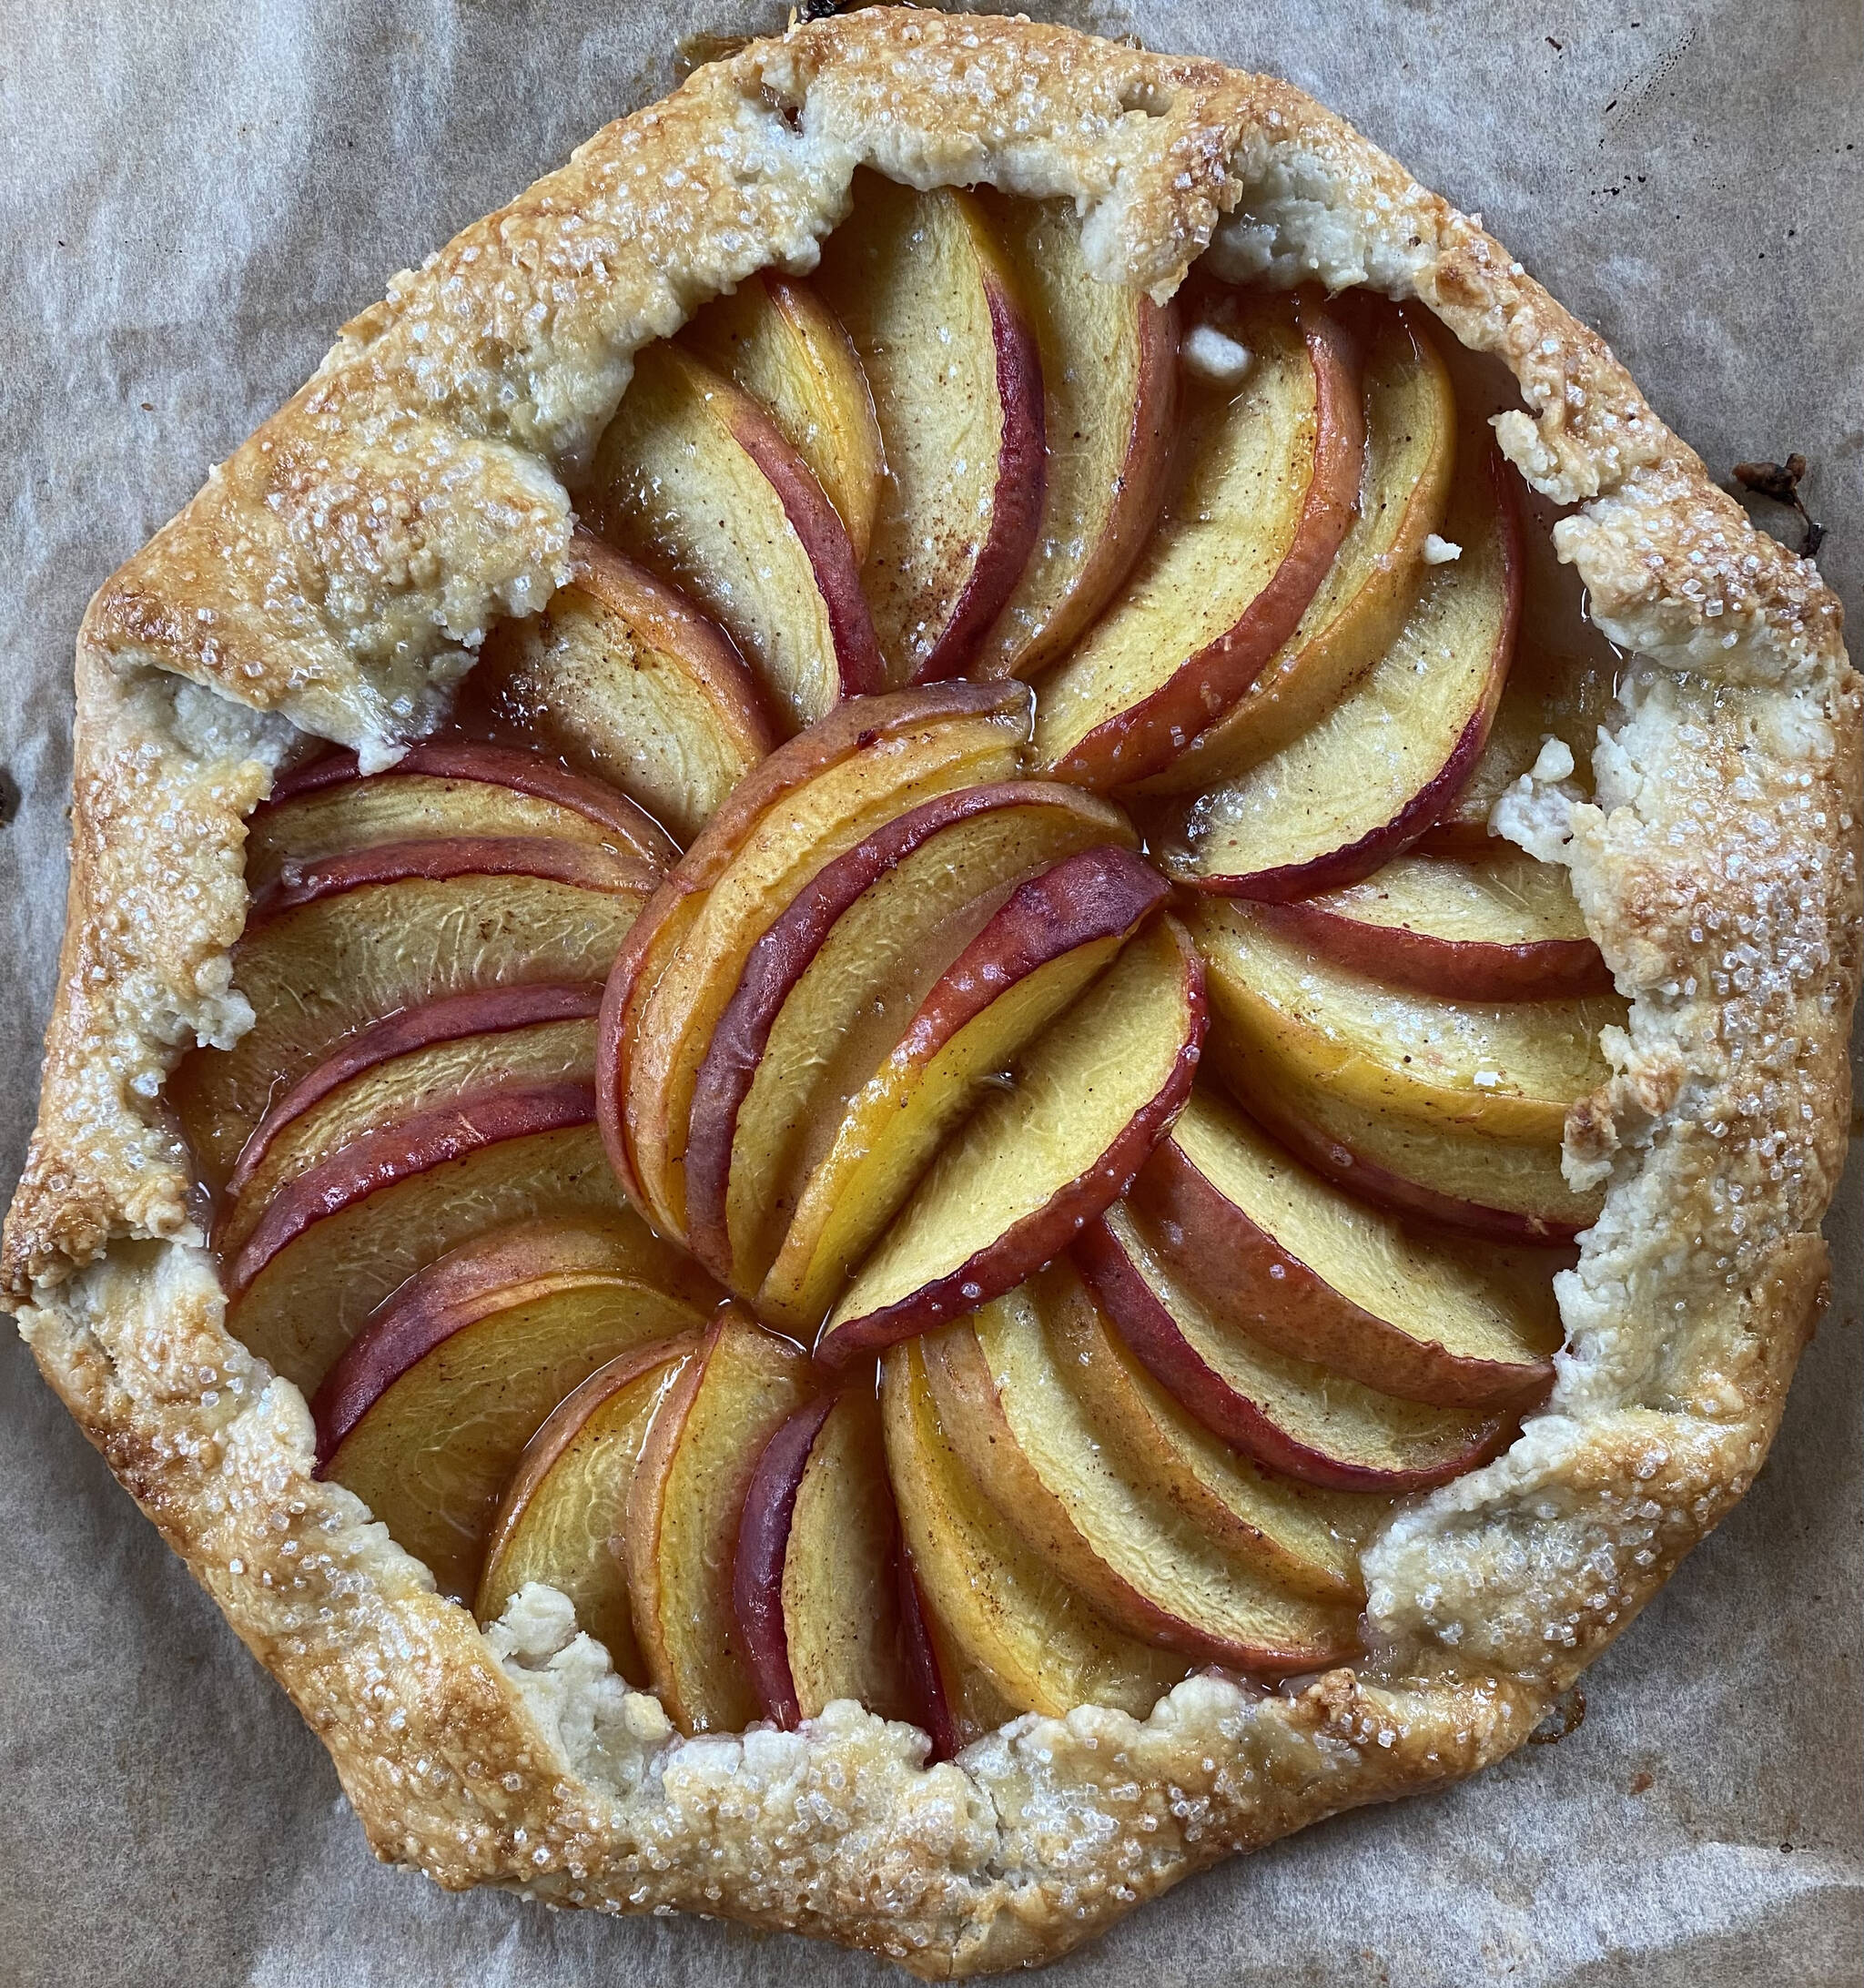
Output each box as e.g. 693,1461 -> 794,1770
173,176 -> 1628,1751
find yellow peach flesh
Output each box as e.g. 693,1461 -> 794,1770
880,1340 -> 1187,1719
626,1313 -> 815,1734
325,1279 -> 705,1602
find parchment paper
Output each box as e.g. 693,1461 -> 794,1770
1,3 -> 1858,1983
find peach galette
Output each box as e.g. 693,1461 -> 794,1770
5,11 -> 1856,1977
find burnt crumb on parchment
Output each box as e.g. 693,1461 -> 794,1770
0,767 -> 19,828
1527,1684 -> 1587,1744
1731,452 -> 1827,558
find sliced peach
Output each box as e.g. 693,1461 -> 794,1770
734,1385 -> 918,1729
816,916 -> 1204,1367
173,853 -> 652,1182
758,845 -> 1167,1337
584,341 -> 881,731
249,835 -> 658,918
779,1384 -> 917,1724
680,270 -> 884,564
218,986 -> 601,1259
226,1089 -> 637,1391
921,1291 -> 1363,1670
684,780 -> 1136,1294
251,738 -> 676,891
312,1228 -> 708,1600
1204,1028 -> 1602,1242
734,1393 -> 835,1727
896,1553 -> 959,1760
1078,1202 -> 1512,1492
1135,299 -> 1456,792
897,1548 -> 1018,1760
475,1336 -> 700,1679
1133,1089 -> 1561,1406
880,1339 -> 1189,1719
1258,847 -> 1611,1000
1031,289 -> 1362,789
613,685 -> 1033,1242
815,173 -> 1045,685
365,1207 -> 713,1327
625,1309 -> 816,1734
596,679 -> 1032,1212
1190,898 -> 1622,1145
1040,1260 -> 1376,1601
967,195 -> 1179,680
1154,442 -> 1521,898
465,530 -> 775,846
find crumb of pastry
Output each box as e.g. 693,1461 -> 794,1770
1181,324 -> 1252,381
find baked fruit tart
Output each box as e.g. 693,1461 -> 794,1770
5,9 -> 1857,1973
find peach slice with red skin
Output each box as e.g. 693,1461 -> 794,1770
896,1552 -> 966,1760
1255,847 -> 1612,1001
967,195 -> 1180,681
756,844 -> 1169,1337
252,737 -> 677,888
224,1086 -> 644,1392
464,530 -> 775,847
880,1337 -> 1190,1720
683,780 -> 1138,1295
1132,1089 -> 1562,1408
475,1335 -> 702,1680
173,848 -> 652,1183
1153,442 -> 1522,899
1077,1200 -> 1514,1492
224,986 -> 603,1202
734,1385 -> 919,1729
1031,289 -> 1363,789
249,835 -> 659,918
216,984 -> 602,1259
1204,1026 -> 1602,1243
815,174 -> 1046,686
680,270 -> 884,565
625,1308 -> 816,1734
228,1081 -> 597,1304
1134,298 -> 1456,794
897,1550 -> 1021,1760
602,682 -> 1034,1241
596,679 -> 1033,1212
816,915 -> 1205,1368
734,1393 -> 837,1728
344,1210 -> 714,1346
776,1385 -> 918,1722
584,341 -> 882,732
1190,898 -> 1622,1147
920,1290 -> 1364,1670
1038,1260 -> 1375,1601
311,1221 -> 710,1600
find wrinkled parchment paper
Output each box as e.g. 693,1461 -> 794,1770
1,2 -> 1858,1982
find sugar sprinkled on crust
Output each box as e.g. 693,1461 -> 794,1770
3,10 -> 1857,1975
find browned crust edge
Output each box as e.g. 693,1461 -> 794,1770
3,10 -> 1858,1976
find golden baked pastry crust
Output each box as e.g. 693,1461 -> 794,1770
4,10 -> 1857,1974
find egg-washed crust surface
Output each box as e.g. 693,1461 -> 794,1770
3,10 -> 1858,1976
